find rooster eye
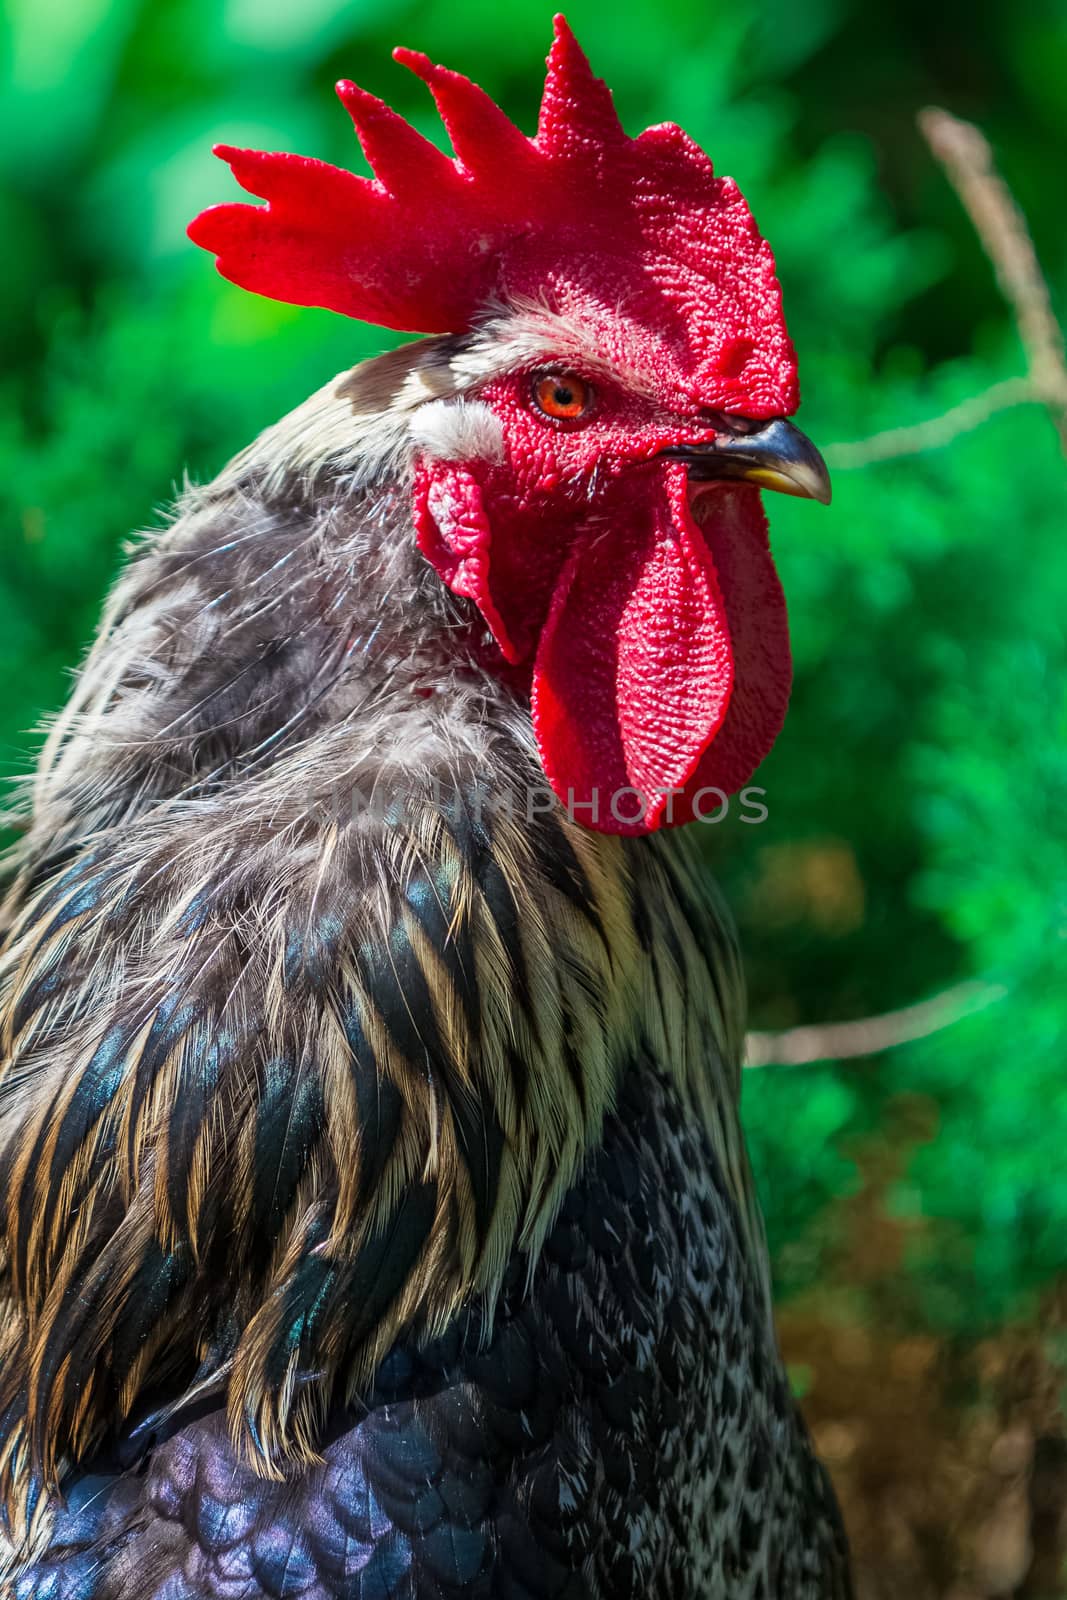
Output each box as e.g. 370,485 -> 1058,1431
531,372 -> 592,422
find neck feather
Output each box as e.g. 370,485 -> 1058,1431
0,368 -> 754,1528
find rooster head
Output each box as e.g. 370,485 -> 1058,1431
188,16 -> 830,834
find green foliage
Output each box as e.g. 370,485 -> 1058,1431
1,0 -> 1065,1340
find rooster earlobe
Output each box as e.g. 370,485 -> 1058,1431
413,461 -> 522,663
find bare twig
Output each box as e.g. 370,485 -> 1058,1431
828,108 -> 1067,465
744,979 -> 1007,1069
919,108 -> 1067,432
824,377 -> 1033,468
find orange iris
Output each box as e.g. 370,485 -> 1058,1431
532,373 -> 591,421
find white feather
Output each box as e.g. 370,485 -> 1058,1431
408,398 -> 505,465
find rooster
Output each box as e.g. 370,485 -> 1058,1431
0,19 -> 850,1599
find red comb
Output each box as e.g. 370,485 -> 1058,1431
188,16 -> 796,412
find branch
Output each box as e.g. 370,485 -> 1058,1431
743,979 -> 1007,1069
828,108 -> 1067,466
919,108 -> 1067,431
824,377 -> 1033,468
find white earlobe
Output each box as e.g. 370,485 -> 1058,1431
409,399 -> 505,466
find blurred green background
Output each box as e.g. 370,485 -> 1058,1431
2,0 -> 1065,1589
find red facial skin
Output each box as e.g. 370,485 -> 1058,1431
413,371 -> 791,835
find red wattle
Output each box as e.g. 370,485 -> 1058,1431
416,457 -> 792,837
679,484 -> 792,819
531,464 -> 734,835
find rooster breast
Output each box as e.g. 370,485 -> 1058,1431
16,1062 -> 850,1600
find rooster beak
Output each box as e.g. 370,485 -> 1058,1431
663,418 -> 832,505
